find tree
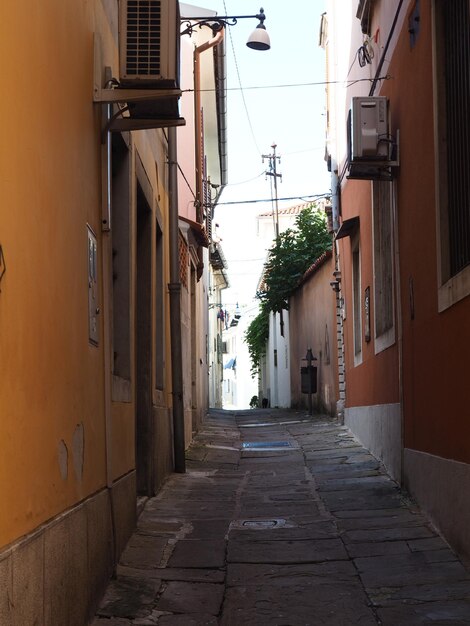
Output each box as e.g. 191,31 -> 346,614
257,204 -> 331,312
245,203 -> 331,375
244,303 -> 270,378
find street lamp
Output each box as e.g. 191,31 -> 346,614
180,8 -> 271,51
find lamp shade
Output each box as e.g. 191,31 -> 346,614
246,24 -> 270,50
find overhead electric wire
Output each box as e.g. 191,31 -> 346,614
182,75 -> 391,94
217,193 -> 331,206
222,0 -> 261,155
225,170 -> 265,186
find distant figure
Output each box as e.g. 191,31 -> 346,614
262,398 -> 269,408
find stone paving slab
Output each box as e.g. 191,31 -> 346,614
376,600 -> 470,625
226,560 -> 359,586
120,535 -> 168,569
308,459 -> 382,473
92,409 -> 470,625
220,582 -> 378,626
168,539 -> 226,569
155,581 -> 224,615
356,553 -> 470,588
228,537 -> 349,564
369,579 -> 470,607
117,565 -> 226,584
96,575 -> 161,619
342,525 -> 436,543
316,475 -> 395,490
186,519 -> 231,539
236,501 -> 322,519
345,539 -> 411,558
320,490 -> 403,511
335,510 -> 426,530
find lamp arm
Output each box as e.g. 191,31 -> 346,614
180,9 -> 266,37
181,17 -> 237,36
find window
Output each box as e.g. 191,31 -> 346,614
372,180 -> 395,352
434,0 -> 470,310
352,236 -> 362,364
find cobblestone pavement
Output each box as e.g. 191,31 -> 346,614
92,409 -> 470,625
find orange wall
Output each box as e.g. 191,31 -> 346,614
339,180 -> 399,408
383,4 -> 470,462
0,0 -> 107,546
289,254 -> 339,415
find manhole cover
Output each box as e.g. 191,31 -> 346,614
229,518 -> 291,531
243,519 -> 282,528
242,441 -> 291,449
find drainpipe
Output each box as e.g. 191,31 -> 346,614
168,126 -> 185,473
194,29 -> 225,215
369,0 -> 404,96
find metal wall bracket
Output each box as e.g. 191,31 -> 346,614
347,130 -> 400,180
93,86 -> 183,104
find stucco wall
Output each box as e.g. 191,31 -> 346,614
0,0 -> 106,548
382,2 -> 470,464
289,253 -> 338,415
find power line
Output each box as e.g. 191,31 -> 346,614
182,75 -> 391,93
217,193 -> 330,206
222,0 -> 261,155
226,170 -> 265,186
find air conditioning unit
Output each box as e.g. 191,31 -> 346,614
349,96 -> 389,161
119,0 -> 180,86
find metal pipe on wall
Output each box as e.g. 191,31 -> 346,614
168,126 -> 186,473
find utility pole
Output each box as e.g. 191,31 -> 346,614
262,143 -> 282,238
262,143 -> 283,407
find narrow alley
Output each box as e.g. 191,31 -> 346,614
92,409 -> 470,626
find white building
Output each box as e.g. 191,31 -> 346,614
222,303 -> 259,409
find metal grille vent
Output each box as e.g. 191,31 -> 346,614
125,0 -> 162,77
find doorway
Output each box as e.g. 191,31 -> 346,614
135,181 -> 154,496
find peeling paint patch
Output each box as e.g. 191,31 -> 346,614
72,422 -> 84,482
58,440 -> 68,480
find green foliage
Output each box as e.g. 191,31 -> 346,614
257,204 -> 331,313
249,395 -> 259,408
245,204 -> 331,376
244,304 -> 270,378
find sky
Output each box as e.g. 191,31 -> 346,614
194,0 -> 330,310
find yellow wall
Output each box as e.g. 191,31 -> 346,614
0,0 -> 182,548
0,0 -> 107,546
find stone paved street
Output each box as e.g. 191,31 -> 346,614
92,409 -> 470,625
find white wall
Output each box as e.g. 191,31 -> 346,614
267,310 -> 291,408
222,305 -> 258,409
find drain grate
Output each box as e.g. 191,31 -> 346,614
242,441 -> 291,449
229,518 -> 291,531
240,419 -> 312,428
242,519 -> 281,528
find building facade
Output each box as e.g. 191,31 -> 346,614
289,251 -> 339,416
0,1 -> 225,621
324,0 -> 470,559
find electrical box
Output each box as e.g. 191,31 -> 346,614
119,0 -> 180,86
301,366 -> 317,394
349,96 -> 389,160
